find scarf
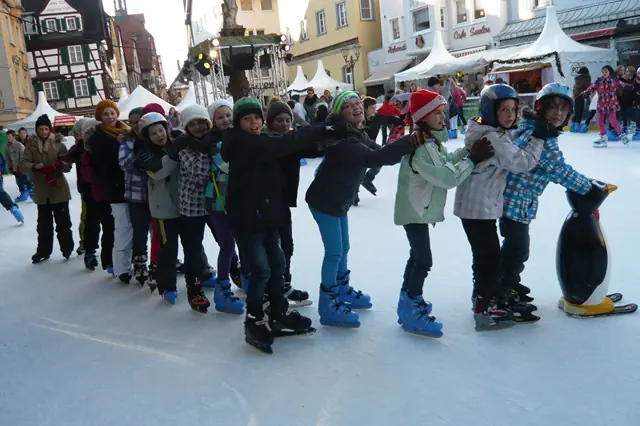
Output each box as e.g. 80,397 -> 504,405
99,121 -> 130,140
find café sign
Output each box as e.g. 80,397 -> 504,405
388,43 -> 407,54
454,25 -> 491,40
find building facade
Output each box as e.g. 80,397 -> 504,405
0,0 -> 35,125
24,0 -> 115,116
108,16 -> 129,100
288,0 -> 383,94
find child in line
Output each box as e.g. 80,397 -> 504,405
62,119 -> 88,255
501,83 -> 593,304
453,84 -> 544,331
20,114 -> 74,263
5,130 -> 34,203
394,89 -> 494,337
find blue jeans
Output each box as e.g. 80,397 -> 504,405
310,207 -> 349,286
0,174 -> 15,211
402,223 -> 433,297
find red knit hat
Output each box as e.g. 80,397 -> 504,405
141,103 -> 166,116
410,89 -> 447,123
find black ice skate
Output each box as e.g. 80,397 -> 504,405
76,245 -> 86,255
271,310 -> 316,338
62,249 -> 72,260
245,313 -> 274,354
31,253 -> 50,264
187,281 -> 210,313
118,273 -> 132,285
132,255 -> 149,286
361,180 -> 378,196
510,301 -> 540,323
84,252 -> 98,271
474,296 -> 515,331
148,262 -> 158,293
512,283 -> 534,303
285,283 -> 312,308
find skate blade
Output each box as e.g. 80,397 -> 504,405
514,314 -> 541,323
564,303 -> 638,318
606,293 -> 623,303
245,337 -> 273,354
215,307 -> 245,315
402,328 -> 443,338
288,300 -> 313,308
190,306 -> 209,314
273,327 -> 316,338
319,319 -> 361,328
475,319 -> 515,332
346,303 -> 373,310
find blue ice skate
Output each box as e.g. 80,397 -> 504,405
318,287 -> 360,328
337,271 -> 372,309
107,266 -> 115,277
569,122 -> 576,132
401,296 -> 443,338
202,274 -> 217,288
460,125 -> 466,135
14,190 -> 29,203
9,206 -> 23,224
607,129 -> 620,141
579,123 -> 589,133
214,279 -> 244,314
162,290 -> 177,305
633,129 -> 640,141
397,289 -> 408,325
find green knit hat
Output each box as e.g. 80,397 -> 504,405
332,90 -> 360,114
233,97 -> 264,128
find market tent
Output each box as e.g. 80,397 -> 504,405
364,58 -> 414,86
176,81 -> 197,111
426,45 -> 523,76
118,85 -> 174,119
494,6 -> 616,88
7,91 -> 81,133
395,31 -> 456,82
287,66 -> 312,93
307,60 -> 353,93
117,87 -> 129,107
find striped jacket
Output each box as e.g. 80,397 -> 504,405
118,138 -> 148,203
503,116 -> 592,224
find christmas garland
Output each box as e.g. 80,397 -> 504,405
490,51 -> 563,77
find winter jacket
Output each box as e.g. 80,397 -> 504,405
303,95 -> 319,123
221,126 -> 324,235
453,118 -> 544,220
394,133 -> 473,226
20,134 -> 72,205
377,101 -> 402,117
573,73 -> 592,98
306,114 -> 415,217
139,142 -> 180,220
619,77 -> 635,109
5,141 -> 25,173
167,134 -> 211,217
61,140 -> 90,195
118,135 -> 149,203
205,131 -> 229,213
85,126 -> 126,203
582,76 -> 630,114
503,110 -> 592,224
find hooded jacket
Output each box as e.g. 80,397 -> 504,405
305,114 -> 414,217
20,133 -> 72,205
453,117 -> 544,220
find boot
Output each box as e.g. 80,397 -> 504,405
284,282 -> 312,307
318,285 -> 360,327
593,135 -> 607,148
244,312 -> 274,354
132,254 -> 149,285
474,295 -> 515,331
13,191 -> 29,203
400,295 -> 443,338
31,252 -> 50,264
336,271 -> 372,309
10,206 -> 24,224
397,289 -> 408,325
271,310 -> 315,337
84,252 -> 98,271
579,123 -> 589,133
214,279 -> 244,314
148,262 -> 158,293
187,281 -> 210,313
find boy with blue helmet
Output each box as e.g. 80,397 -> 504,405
501,83 -> 593,308
454,84 -> 544,331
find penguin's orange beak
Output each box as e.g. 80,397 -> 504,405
606,184 -> 618,193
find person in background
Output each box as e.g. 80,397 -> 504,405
303,88 -> 319,123
315,104 -> 329,124
287,100 -> 308,129
17,127 -> 29,144
21,114 -> 74,263
323,89 -> 333,106
571,67 -> 592,133
5,130 -> 34,203
451,77 -> 468,133
377,90 -> 402,146
0,129 -> 24,224
167,107 -> 180,129
618,68 -> 639,139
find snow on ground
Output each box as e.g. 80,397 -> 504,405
1,132 -> 639,426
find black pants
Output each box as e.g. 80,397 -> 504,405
180,215 -> 207,284
461,219 -> 501,299
458,106 -> 467,126
499,217 -> 530,291
36,202 -> 74,256
155,217 -> 186,293
84,197 -> 114,269
620,106 -> 640,129
278,207 -> 294,282
402,223 -> 433,297
381,125 -> 388,145
572,94 -> 588,124
15,173 -> 33,193
585,109 -> 596,126
236,228 -> 288,319
129,202 -> 151,258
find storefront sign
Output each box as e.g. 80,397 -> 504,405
454,25 -> 491,40
388,44 -> 407,54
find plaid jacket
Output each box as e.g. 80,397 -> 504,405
205,141 -> 228,212
178,145 -> 210,217
503,118 -> 592,224
118,138 -> 148,203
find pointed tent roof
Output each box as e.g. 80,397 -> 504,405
395,31 -> 456,82
307,60 -> 353,93
7,91 -> 81,131
118,85 -> 174,119
176,81 -> 197,111
287,66 -> 312,93
117,87 -> 129,107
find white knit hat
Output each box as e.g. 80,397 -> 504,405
180,104 -> 212,128
207,99 -> 233,119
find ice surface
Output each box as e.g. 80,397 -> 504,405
1,132 -> 639,426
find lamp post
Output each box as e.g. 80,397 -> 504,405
340,43 -> 361,91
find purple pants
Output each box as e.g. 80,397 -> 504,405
208,211 -> 236,281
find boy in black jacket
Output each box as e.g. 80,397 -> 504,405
222,97 -> 330,354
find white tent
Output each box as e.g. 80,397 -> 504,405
307,60 -> 353,93
492,6 -> 616,88
176,81 -> 197,111
7,91 -> 82,132
118,85 -> 174,119
117,87 -> 129,107
287,66 -> 312,93
395,31 -> 456,82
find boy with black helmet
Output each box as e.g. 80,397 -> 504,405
454,84 -> 544,331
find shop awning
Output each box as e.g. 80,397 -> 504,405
489,62 -> 552,74
363,59 -> 414,86
451,45 -> 487,58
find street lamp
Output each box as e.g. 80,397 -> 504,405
340,43 -> 361,90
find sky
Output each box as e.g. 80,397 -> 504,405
102,0 -> 187,85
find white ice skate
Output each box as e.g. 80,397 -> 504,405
621,133 -> 630,145
593,135 -> 607,148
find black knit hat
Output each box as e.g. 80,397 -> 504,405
266,101 -> 293,128
35,114 -> 52,130
427,77 -> 441,88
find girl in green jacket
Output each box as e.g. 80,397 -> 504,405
393,89 -> 494,337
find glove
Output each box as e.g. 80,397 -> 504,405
468,137 -> 495,164
134,152 -> 155,169
44,171 -> 57,187
532,119 -> 559,139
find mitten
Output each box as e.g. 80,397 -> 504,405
39,163 -> 57,174
44,171 -> 57,187
468,137 -> 495,164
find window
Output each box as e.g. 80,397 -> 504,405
23,14 -> 38,34
316,10 -> 326,35
412,7 -> 430,33
66,17 -> 77,31
299,19 -> 308,40
240,0 -> 252,11
261,67 -> 270,78
360,0 -> 373,20
474,0 -> 485,19
74,79 -> 89,97
6,17 -> 14,44
456,0 -> 467,24
390,18 -> 401,41
68,45 -> 83,63
343,66 -> 353,87
534,0 -> 550,8
256,29 -> 265,35
260,0 -> 272,10
337,2 -> 348,28
43,81 -> 59,100
46,19 -> 56,32
440,7 -> 446,29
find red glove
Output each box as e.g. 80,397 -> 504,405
39,160 -> 62,174
44,171 -> 57,187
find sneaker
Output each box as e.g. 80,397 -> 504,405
9,206 -> 24,224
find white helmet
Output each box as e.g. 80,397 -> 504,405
139,112 -> 167,133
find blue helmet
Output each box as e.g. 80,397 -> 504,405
535,83 -> 574,110
479,84 -> 519,128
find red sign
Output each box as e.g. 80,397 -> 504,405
54,115 -> 76,126
454,25 -> 491,40
388,43 -> 407,54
